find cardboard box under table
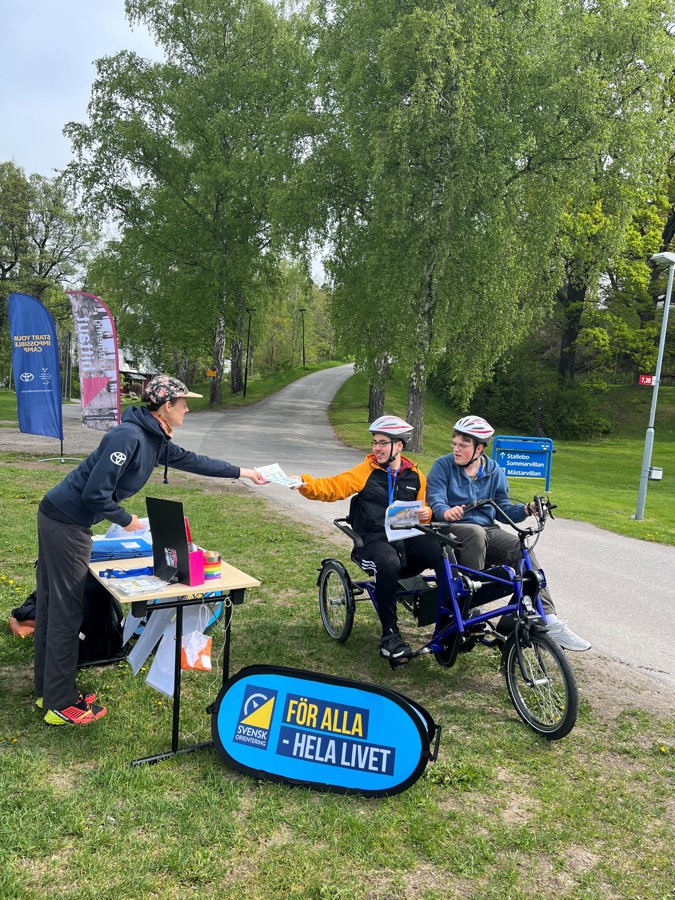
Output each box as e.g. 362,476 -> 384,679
88,555 -> 260,766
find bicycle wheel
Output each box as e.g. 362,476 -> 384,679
502,631 -> 578,740
318,561 -> 355,643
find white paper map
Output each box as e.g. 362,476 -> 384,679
255,463 -> 303,487
384,500 -> 424,542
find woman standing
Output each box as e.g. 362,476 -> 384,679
35,375 -> 267,725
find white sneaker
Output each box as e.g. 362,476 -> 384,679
546,620 -> 591,652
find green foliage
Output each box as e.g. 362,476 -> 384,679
68,0 -> 316,396
253,263 -> 335,375
466,349 -> 613,440
316,0 -> 675,420
0,162 -> 98,382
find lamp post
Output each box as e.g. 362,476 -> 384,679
243,306 -> 255,399
298,307 -> 307,367
634,251 -> 675,520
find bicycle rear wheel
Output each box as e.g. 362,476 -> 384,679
318,561 -> 355,643
502,631 -> 578,740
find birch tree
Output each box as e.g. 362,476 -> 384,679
67,0 -> 312,400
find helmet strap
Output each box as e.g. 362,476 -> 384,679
385,439 -> 400,467
456,439 -> 483,469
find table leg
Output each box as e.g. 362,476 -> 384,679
169,604 -> 183,752
131,592 -> 239,766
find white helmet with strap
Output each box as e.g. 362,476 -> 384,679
369,415 -> 414,447
453,415 -> 494,444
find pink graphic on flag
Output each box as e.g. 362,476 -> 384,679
67,291 -> 121,431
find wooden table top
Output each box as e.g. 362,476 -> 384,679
88,556 -> 260,604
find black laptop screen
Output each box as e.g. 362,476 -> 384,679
146,496 -> 190,583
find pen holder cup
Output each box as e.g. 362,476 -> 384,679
188,549 -> 205,586
203,551 -> 222,581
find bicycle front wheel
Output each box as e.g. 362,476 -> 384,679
318,561 -> 355,643
502,631 -> 578,740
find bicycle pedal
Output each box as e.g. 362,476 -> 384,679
388,655 -> 411,670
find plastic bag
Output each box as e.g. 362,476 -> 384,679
180,606 -> 213,671
181,630 -> 212,671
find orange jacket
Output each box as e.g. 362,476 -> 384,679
300,455 -> 431,543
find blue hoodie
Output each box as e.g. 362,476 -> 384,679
41,406 -> 240,528
427,452 -> 527,527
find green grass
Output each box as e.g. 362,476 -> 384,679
0,389 -> 17,421
0,462 -> 673,899
328,374 -> 675,545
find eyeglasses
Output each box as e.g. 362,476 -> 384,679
371,439 -> 392,448
451,440 -> 474,450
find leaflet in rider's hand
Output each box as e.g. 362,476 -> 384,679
384,500 -> 424,542
254,463 -> 304,488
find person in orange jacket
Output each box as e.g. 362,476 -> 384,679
295,416 -> 443,662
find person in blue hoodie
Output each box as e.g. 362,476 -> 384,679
426,415 -> 590,653
34,375 -> 268,726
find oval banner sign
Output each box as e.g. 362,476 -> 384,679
211,665 -> 440,797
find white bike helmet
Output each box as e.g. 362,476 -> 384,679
453,415 -> 494,444
369,415 -> 414,447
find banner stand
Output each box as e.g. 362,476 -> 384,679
42,439 -> 82,464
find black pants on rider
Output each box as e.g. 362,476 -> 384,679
447,523 -> 554,615
353,533 -> 445,634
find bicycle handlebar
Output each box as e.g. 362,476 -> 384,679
459,496 -> 556,537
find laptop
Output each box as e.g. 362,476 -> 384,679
146,497 -> 190,584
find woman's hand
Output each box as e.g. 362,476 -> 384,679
240,468 -> 269,485
123,515 -> 145,532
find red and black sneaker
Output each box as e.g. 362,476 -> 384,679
43,698 -> 107,726
36,690 -> 96,710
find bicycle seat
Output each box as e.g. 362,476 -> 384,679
397,575 -> 434,594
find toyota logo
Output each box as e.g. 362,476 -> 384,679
110,452 -> 127,466
20,372 -> 34,382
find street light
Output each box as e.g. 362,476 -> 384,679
243,306 -> 255,399
298,308 -> 307,367
634,251 -> 675,520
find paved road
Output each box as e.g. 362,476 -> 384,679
173,364 -> 675,693
56,366 -> 675,691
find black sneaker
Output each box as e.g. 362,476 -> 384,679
379,629 -> 413,661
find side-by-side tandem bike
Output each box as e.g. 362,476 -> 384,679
317,497 -> 578,740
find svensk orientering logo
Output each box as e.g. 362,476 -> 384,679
233,684 -> 278,750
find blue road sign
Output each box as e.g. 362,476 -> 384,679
492,435 -> 554,490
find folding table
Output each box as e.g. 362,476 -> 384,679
88,556 -> 260,765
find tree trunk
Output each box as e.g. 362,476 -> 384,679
368,382 -> 385,422
368,356 -> 390,421
230,301 -> 245,393
230,337 -> 243,393
406,360 -> 427,453
557,279 -> 588,382
209,314 -> 226,404
405,257 -> 437,453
